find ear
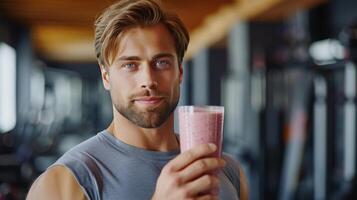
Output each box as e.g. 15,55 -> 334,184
99,64 -> 111,90
179,64 -> 183,84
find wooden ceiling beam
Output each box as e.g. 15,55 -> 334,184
252,0 -> 328,21
32,26 -> 95,63
185,0 -> 327,59
1,1 -> 234,30
0,0 -> 327,63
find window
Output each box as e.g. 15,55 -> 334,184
0,42 -> 16,133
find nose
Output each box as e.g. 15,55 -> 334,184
139,64 -> 158,89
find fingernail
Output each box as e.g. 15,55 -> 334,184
220,159 -> 226,166
208,143 -> 217,151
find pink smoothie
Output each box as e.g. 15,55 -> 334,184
178,106 -> 224,158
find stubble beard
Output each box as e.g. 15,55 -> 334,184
113,88 -> 180,128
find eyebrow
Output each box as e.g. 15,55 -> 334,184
116,56 -> 141,61
116,53 -> 175,62
152,53 -> 175,60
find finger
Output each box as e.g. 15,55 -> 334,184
179,158 -> 226,183
208,188 -> 220,196
184,174 -> 220,197
166,143 -> 217,172
196,194 -> 219,200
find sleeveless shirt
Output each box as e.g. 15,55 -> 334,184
51,130 -> 240,200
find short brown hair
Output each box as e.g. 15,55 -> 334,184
94,0 -> 189,67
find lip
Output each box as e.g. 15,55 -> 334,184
133,96 -> 164,105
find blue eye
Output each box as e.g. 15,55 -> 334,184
155,59 -> 171,69
122,63 -> 137,70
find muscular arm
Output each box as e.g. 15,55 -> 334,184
222,154 -> 249,200
26,165 -> 87,200
238,164 -> 249,200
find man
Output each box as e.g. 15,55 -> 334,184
26,0 -> 248,199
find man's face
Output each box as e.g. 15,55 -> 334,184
100,24 -> 183,128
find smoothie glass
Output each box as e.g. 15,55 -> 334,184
178,106 -> 224,158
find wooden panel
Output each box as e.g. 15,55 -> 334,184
32,26 -> 95,62
252,0 -> 328,21
0,0 -> 231,62
0,0 -> 233,30
0,0 -> 327,62
0,0 -> 112,26
185,0 -> 328,59
163,0 -> 233,30
0,0 -> 235,62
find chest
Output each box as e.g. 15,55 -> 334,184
99,158 -> 162,199
96,158 -> 239,200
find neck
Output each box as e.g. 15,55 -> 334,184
107,108 -> 179,152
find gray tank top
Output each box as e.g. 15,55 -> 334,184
52,130 -> 240,200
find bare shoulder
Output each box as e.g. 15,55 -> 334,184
26,165 -> 87,200
237,162 -> 249,200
